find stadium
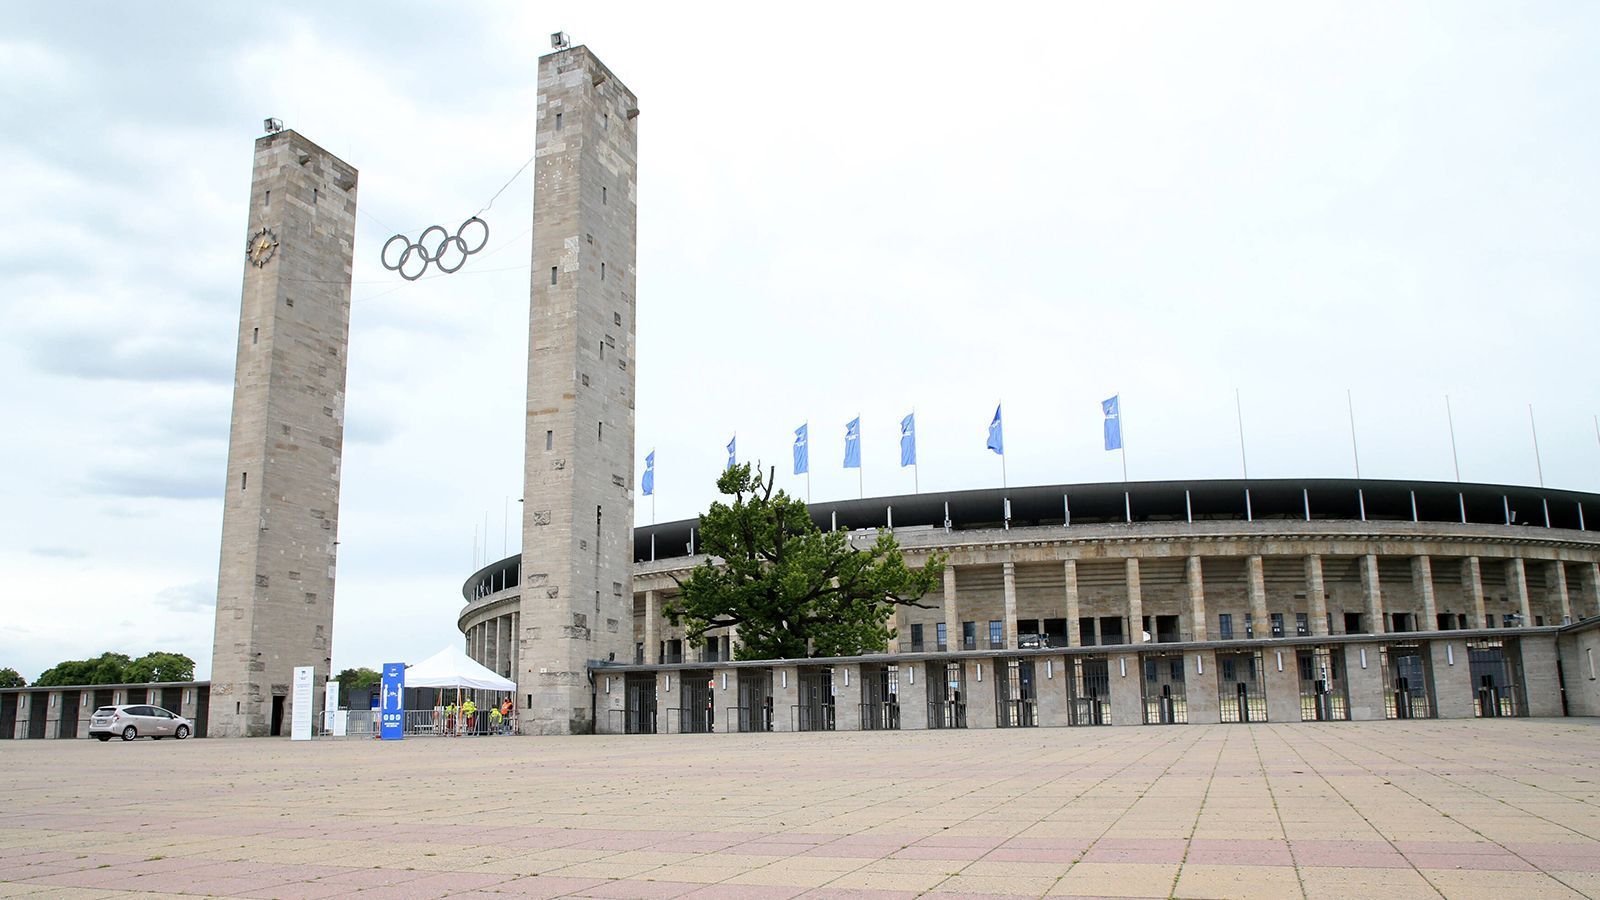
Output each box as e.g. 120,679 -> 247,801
459,475 -> 1600,734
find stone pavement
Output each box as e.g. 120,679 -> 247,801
1,720 -> 1597,899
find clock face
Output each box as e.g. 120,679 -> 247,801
247,228 -> 279,268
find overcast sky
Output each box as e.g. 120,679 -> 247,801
2,4 -> 1597,682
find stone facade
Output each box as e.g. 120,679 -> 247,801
208,129 -> 357,737
518,46 -> 639,734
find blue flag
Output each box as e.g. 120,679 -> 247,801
986,404 -> 1004,455
641,450 -> 655,496
1103,395 -> 1122,451
843,417 -> 861,469
726,436 -> 736,470
900,413 -> 916,467
793,424 -> 808,475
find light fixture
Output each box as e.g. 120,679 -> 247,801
665,675 -> 671,692
1359,648 -> 1368,669
1446,645 -> 1454,666
1119,658 -> 1127,678
843,669 -> 850,687
781,670 -> 787,688
1045,660 -> 1053,679
720,673 -> 727,690
976,663 -> 982,682
550,32 -> 571,50
1197,655 -> 1204,675
908,667 -> 915,685
263,117 -> 284,135
1275,651 -> 1283,672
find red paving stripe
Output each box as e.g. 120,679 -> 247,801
1184,838 -> 1295,867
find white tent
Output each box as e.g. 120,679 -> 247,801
405,646 -> 516,692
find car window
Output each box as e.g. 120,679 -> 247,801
156,708 -> 174,718
93,707 -> 116,716
131,706 -> 154,717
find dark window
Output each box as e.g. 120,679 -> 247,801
1296,613 -> 1309,636
550,266 -> 558,285
935,622 -> 947,650
252,327 -> 258,345
602,186 -> 607,204
988,621 -> 1002,649
555,112 -> 562,129
910,624 -> 923,651
1270,613 -> 1284,637
545,430 -> 553,451
1170,659 -> 1183,681
241,472 -> 247,491
601,262 -> 606,280
1244,613 -> 1255,638
1344,612 -> 1365,634
312,188 -> 318,206
1218,614 -> 1233,640
962,621 -> 976,651
614,312 -> 622,326
597,422 -> 603,442
285,297 -> 294,307
264,189 -> 270,208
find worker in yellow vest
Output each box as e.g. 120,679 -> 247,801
462,698 -> 477,735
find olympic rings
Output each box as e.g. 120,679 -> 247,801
380,216 -> 491,281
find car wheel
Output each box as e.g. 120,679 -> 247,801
121,726 -> 137,741
96,736 -> 111,742
175,725 -> 190,740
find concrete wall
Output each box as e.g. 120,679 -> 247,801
1188,650 -> 1220,725
1521,634 -> 1563,718
1343,643 -> 1387,721
1430,638 -> 1475,719
1037,656 -> 1070,727
1109,653 -> 1143,725
1263,648 -> 1303,723
1557,624 -> 1600,717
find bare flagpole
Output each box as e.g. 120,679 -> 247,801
1235,388 -> 1250,479
1120,391 -> 1129,483
1446,395 -> 1461,482
1346,389 -> 1362,478
913,407 -> 920,494
1529,404 -> 1545,487
857,411 -> 864,500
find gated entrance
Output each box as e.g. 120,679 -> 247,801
1068,656 -> 1112,725
1468,639 -> 1525,717
675,670 -> 714,733
57,691 -> 81,739
995,658 -> 1037,727
624,672 -> 657,734
860,664 -> 900,730
193,686 -> 209,737
735,668 -> 774,732
1297,647 -> 1349,721
0,693 -> 16,739
27,694 -> 47,739
926,661 -> 967,728
796,667 -> 835,731
1217,650 -> 1267,723
1382,643 -> 1434,719
1141,653 -> 1187,724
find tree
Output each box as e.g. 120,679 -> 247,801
335,667 -> 382,707
124,652 -> 196,683
0,667 -> 25,688
666,464 -> 946,660
34,652 -> 132,687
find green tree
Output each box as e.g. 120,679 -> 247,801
34,652 -> 132,687
666,464 -> 946,660
124,652 -> 196,683
335,667 -> 382,707
0,667 -> 25,688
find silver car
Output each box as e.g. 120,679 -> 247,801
88,705 -> 193,742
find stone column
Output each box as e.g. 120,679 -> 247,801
712,666 -> 737,733
1521,633 -> 1564,717
1126,558 -> 1144,643
1430,638 -> 1473,719
1361,554 -> 1385,633
1462,558 -> 1486,629
1507,558 -> 1532,625
1108,653 -> 1144,726
1262,648 -> 1302,723
1343,643 -> 1386,721
966,659 -> 997,729
1064,560 -> 1081,646
1246,556 -> 1268,636
835,664 -> 862,731
771,665 -> 799,732
1412,556 -> 1437,631
489,617 -> 500,675
1547,562 -> 1572,625
1002,561 -> 1018,649
1581,563 -> 1600,620
1036,656 -> 1069,727
596,669 -> 626,733
1187,650 -> 1220,725
655,670 -> 672,734
1306,555 -> 1329,636
643,590 -> 659,664
899,661 -> 929,730
942,565 -> 960,651
1186,557 -> 1207,642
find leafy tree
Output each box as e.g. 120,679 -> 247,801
335,667 -> 382,707
666,463 -> 946,660
0,667 -> 25,688
124,652 -> 196,683
34,652 -> 132,687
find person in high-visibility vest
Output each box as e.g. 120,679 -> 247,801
488,706 -> 503,732
462,698 -> 477,734
444,702 -> 456,736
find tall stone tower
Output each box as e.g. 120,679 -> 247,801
520,46 -> 639,734
208,128 -> 358,737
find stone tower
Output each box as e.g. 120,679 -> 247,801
520,46 -> 639,734
208,128 -> 357,737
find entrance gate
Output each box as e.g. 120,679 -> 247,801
57,691 -> 81,739
675,670 -> 713,733
1468,639 -> 1525,717
735,669 -> 774,732
0,693 -> 16,739
1297,647 -> 1349,721
995,658 -> 1037,727
926,661 -> 967,728
1068,656 -> 1111,725
1217,651 -> 1267,723
1382,643 -> 1434,719
27,694 -> 47,739
624,673 -> 657,734
796,667 -> 835,731
1141,653 -> 1187,724
860,664 -> 900,730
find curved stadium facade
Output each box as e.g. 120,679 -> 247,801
460,477 -> 1600,734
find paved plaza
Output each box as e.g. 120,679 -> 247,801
1,721 -> 1598,899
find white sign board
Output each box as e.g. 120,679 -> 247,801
291,666 -> 314,741
324,681 -> 340,733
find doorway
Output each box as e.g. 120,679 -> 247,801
1068,656 -> 1111,725
270,695 -> 286,736
995,659 -> 1036,727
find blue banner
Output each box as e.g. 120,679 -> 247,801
380,662 -> 405,741
986,405 -> 1004,456
641,450 -> 654,496
1103,395 -> 1122,451
726,436 -> 736,470
793,424 -> 808,475
900,413 -> 916,467
843,417 -> 861,469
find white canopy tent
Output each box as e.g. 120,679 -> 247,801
405,645 -> 516,692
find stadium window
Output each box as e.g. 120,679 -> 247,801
597,421 -> 603,442
1296,613 -> 1309,636
1244,613 -> 1255,638
910,624 -> 923,651
601,262 -> 606,281
935,622 -> 947,651
1270,613 -> 1284,637
241,472 -> 248,491
264,190 -> 270,208
614,312 -> 622,326
1218,613 -> 1233,640
550,266 -> 558,286
545,430 -> 553,451
252,327 -> 258,345
988,620 -> 1002,649
602,186 -> 607,204
312,188 -> 318,206
962,621 -> 976,651
555,112 -> 562,129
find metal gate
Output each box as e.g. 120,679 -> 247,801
161,687 -> 183,715
1468,640 -> 1525,718
995,659 -> 1037,727
57,691 -> 81,739
926,661 -> 967,728
1068,656 -> 1112,725
1141,654 -> 1188,724
625,673 -> 657,734
736,669 -> 773,732
1297,647 -> 1348,721
796,667 -> 835,731
1382,643 -> 1434,719
194,687 -> 209,737
860,665 -> 900,730
27,694 -> 47,739
1217,651 -> 1267,723
0,693 -> 17,739
675,670 -> 713,733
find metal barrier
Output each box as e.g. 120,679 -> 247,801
727,705 -> 774,733
997,698 -> 1036,728
859,701 -> 900,730
926,700 -> 967,729
791,703 -> 835,732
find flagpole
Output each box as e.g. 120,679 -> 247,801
1445,396 -> 1461,482
858,411 -> 864,500
913,407 -> 920,494
1528,404 -> 1544,487
1235,388 -> 1249,479
1346,389 -> 1362,479
1119,390 -> 1129,483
